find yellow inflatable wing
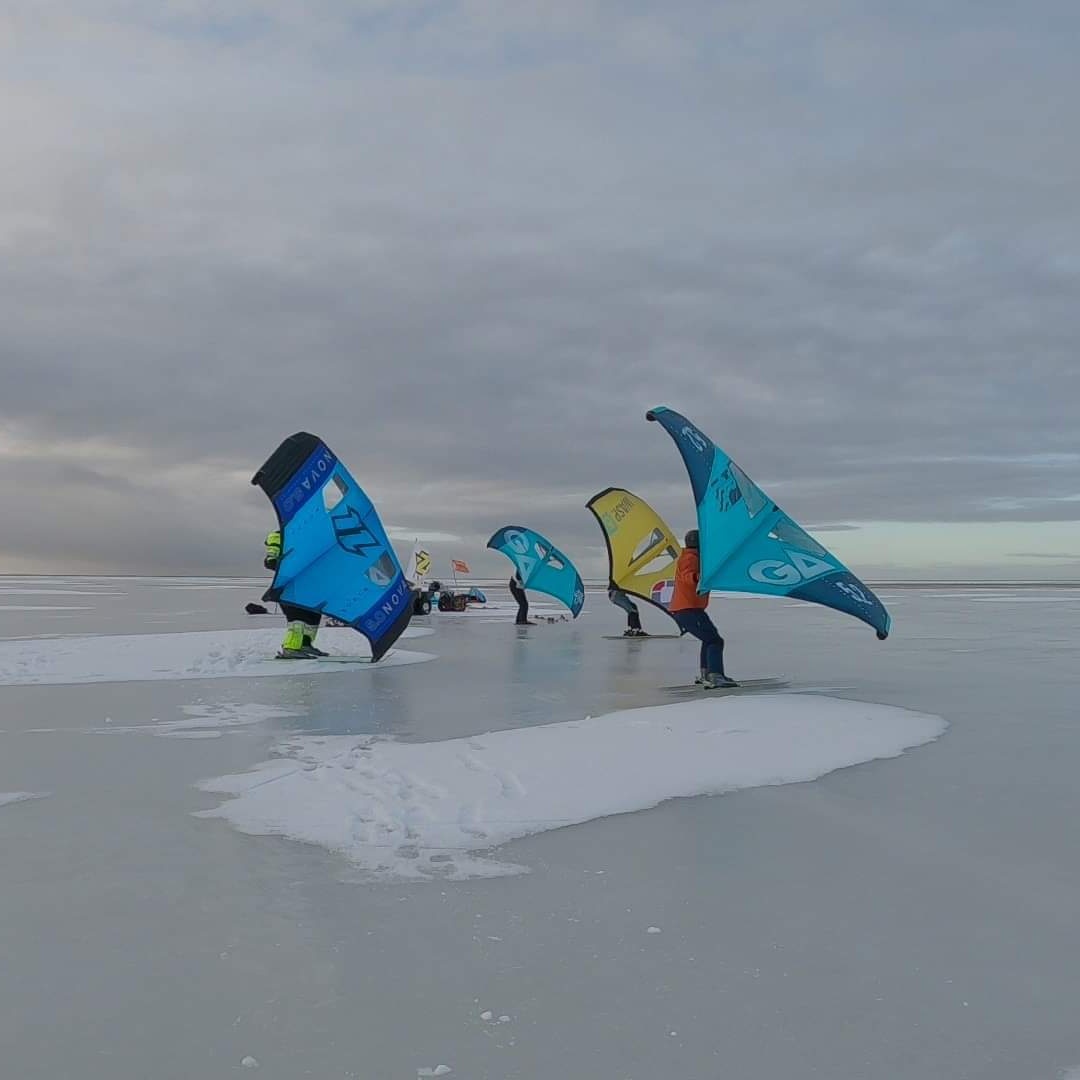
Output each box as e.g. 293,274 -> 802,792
585,487 -> 682,616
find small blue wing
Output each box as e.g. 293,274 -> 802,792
486,525 -> 585,618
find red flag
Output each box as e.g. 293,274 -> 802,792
451,559 -> 470,574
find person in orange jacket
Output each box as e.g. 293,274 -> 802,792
669,529 -> 737,688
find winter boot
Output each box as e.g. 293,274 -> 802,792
702,672 -> 739,689
302,624 -> 328,657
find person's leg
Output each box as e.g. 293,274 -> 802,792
672,610 -> 708,681
302,613 -> 327,656
675,610 -> 729,682
279,602 -> 310,655
610,591 -> 642,633
511,584 -> 529,624
693,612 -> 736,687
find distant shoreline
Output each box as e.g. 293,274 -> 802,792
1,574 -> 1078,589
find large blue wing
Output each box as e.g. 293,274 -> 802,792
486,525 -> 585,618
646,407 -> 891,639
252,432 -> 413,661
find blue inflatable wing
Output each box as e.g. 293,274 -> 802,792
486,525 -> 585,618
252,432 -> 413,661
646,407 -> 891,639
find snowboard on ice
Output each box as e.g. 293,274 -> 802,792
661,677 -> 788,695
601,634 -> 681,640
271,653 -> 377,664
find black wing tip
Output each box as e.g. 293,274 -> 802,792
645,410 -> 659,422
876,629 -> 889,641
585,486 -> 620,509
368,603 -> 414,663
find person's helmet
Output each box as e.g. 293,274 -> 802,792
684,529 -> 699,549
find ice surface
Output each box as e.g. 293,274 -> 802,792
0,627 -> 435,686
432,599 -> 567,621
197,695 -> 944,880
4,578 -> 1079,1080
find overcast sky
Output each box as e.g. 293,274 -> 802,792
1,0 -> 1077,580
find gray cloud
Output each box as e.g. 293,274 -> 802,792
1007,552 -> 1079,560
1,0 -> 1078,576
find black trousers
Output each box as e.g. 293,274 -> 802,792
508,579 -> 529,624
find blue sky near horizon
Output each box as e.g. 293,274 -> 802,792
0,1 -> 1077,579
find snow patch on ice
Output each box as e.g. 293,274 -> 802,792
417,1066 -> 451,1077
196,695 -> 945,881
90,702 -> 301,738
0,627 -> 435,686
0,791 -> 49,808
0,605 -> 93,611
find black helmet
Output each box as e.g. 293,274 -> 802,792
684,529 -> 699,549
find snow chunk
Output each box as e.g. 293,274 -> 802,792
417,1067 -> 452,1077
0,792 -> 48,808
240,1056 -> 259,1068
647,926 -> 662,934
0,627 -> 435,687
197,695 -> 945,880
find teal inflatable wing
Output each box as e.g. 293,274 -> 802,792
252,432 -> 413,661
486,525 -> 585,618
646,407 -> 891,639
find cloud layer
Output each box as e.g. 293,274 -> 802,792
1,1 -> 1077,576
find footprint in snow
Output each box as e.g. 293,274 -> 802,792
496,770 -> 526,799
458,751 -> 491,775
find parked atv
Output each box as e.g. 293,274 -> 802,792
411,579 -> 441,615
435,585 -> 486,612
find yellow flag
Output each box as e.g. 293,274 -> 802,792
585,487 -> 682,612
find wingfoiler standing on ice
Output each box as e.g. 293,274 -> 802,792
669,529 -> 737,688
585,486 -> 684,637
263,528 -> 326,657
508,571 -> 533,625
252,432 -> 413,662
487,525 -> 585,624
